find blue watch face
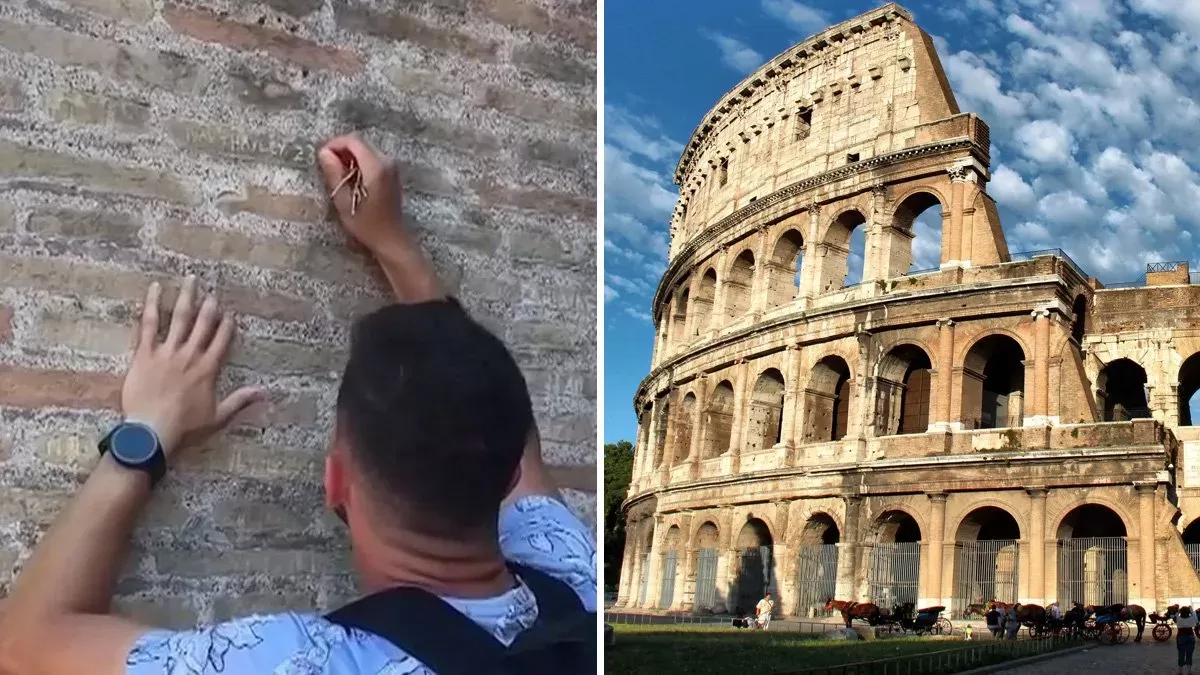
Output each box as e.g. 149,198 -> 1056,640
110,424 -> 159,464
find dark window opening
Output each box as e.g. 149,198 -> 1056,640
846,153 -> 860,164
795,108 -> 813,141
718,159 -> 729,187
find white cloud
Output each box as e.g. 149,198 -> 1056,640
1015,120 -> 1075,165
1037,190 -> 1093,225
605,285 -> 619,303
605,106 -> 684,164
701,31 -> 763,73
761,0 -> 830,35
990,165 -> 1037,210
623,307 -> 653,323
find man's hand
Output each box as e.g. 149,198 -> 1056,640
121,276 -> 263,456
317,134 -> 405,253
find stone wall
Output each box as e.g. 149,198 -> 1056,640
0,0 -> 596,628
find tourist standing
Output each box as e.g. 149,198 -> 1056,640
1177,606 -> 1197,675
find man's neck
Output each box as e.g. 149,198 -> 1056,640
353,525 -> 514,599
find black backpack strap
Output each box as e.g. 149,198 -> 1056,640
325,585 -> 505,674
324,564 -> 591,674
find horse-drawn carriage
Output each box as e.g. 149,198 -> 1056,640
1148,605 -> 1180,642
823,600 -> 953,636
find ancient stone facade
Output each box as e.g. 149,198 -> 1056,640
616,3 -> 1200,619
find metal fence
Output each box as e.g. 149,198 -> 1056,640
1009,248 -> 1089,281
953,540 -> 1019,618
796,544 -> 839,618
695,548 -> 719,611
638,553 -> 650,606
787,636 -> 1082,675
1057,537 -> 1128,607
1186,543 -> 1200,576
604,611 -> 843,635
1148,261 -> 1188,273
868,542 -> 921,607
659,551 -> 678,609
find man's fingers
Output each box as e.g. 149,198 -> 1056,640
186,293 -> 221,356
317,148 -> 355,213
322,134 -> 383,175
215,387 -> 266,430
165,275 -> 198,346
136,282 -> 161,353
201,310 -> 236,370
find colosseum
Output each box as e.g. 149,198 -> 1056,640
614,3 -> 1200,621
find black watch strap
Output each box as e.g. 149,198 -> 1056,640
98,426 -> 167,487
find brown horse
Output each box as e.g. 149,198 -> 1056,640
824,599 -> 881,628
1120,604 -> 1147,642
992,602 -> 1047,631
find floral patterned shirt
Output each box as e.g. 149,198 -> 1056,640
125,496 -> 596,674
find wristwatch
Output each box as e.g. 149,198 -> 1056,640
98,421 -> 167,487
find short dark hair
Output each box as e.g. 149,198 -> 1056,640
336,300 -> 533,535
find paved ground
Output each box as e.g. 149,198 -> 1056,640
1000,641 -> 1188,673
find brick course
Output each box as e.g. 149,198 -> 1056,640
0,0 -> 595,623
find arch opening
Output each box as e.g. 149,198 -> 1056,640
694,522 -> 721,611
953,507 -> 1021,617
1096,359 -> 1150,422
636,521 -> 655,606
702,381 -> 735,459
804,356 -> 853,442
658,526 -> 682,609
1056,503 -> 1128,607
635,404 -> 652,477
672,393 -> 696,466
868,511 -> 921,608
652,399 -> 670,469
1179,352 -> 1200,426
876,345 -> 933,436
725,250 -> 755,319
692,268 -> 717,335
817,210 -> 867,292
766,229 -> 805,309
796,513 -> 840,618
746,369 -> 786,452
893,191 -> 944,275
670,287 -> 689,351
732,518 -> 775,616
962,335 -> 1026,429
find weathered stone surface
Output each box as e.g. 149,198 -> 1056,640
0,0 -> 595,622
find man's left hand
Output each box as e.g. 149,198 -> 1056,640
121,276 -> 264,457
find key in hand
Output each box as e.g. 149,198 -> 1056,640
329,156 -> 369,216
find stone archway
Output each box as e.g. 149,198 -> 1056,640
1096,358 -> 1150,421
732,519 -> 775,616
672,393 -> 696,466
868,510 -> 922,608
670,285 -> 689,351
952,506 -> 1021,617
1056,504 -> 1129,607
766,228 -> 805,308
1179,352 -> 1200,426
804,356 -> 853,442
891,190 -> 945,276
692,268 -> 717,335
652,399 -> 670,469
795,513 -> 841,617
725,249 -> 755,319
816,210 -> 867,292
746,369 -> 785,452
694,522 -> 721,612
658,526 -> 682,609
703,381 -> 735,459
876,344 -> 934,435
961,334 -> 1026,429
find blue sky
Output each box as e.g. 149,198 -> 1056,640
603,0 -> 1200,443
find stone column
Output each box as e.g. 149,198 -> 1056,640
1027,308 -> 1051,426
642,402 -> 662,486
750,226 -> 770,315
773,499 -> 792,615
1027,488 -> 1047,605
1137,483 -> 1157,608
836,496 -> 863,601
616,519 -> 638,607
946,164 -> 969,267
932,318 -> 956,430
681,546 -> 699,611
688,375 -> 708,477
800,202 -> 821,302
925,493 -> 948,608
712,246 -> 730,325
781,344 -> 802,459
728,359 -> 748,474
642,515 -> 665,609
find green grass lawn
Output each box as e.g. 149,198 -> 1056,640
606,624 -> 971,674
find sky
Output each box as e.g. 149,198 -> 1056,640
603,0 -> 1200,443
